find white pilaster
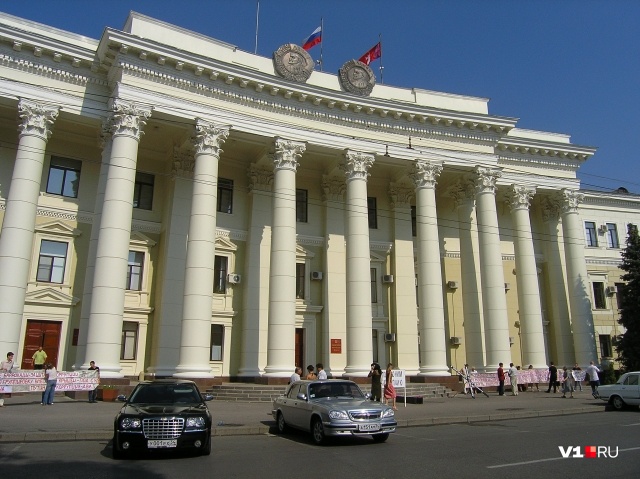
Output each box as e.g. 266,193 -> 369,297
507,185 -> 547,368
175,121 -> 229,378
475,167 -> 511,370
560,189 -> 598,365
0,99 -> 59,355
342,150 -> 375,377
263,138 -> 306,377
84,99 -> 151,378
410,161 -> 449,375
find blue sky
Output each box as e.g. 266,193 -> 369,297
2,1 -> 638,192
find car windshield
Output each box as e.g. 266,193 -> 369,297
129,383 -> 201,404
308,382 -> 365,400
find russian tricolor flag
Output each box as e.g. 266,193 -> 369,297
302,26 -> 322,51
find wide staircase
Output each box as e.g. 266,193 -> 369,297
206,382 -> 454,403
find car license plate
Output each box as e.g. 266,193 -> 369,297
358,423 -> 380,432
147,439 -> 177,448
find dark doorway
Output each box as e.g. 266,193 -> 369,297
21,320 -> 62,369
295,328 -> 304,369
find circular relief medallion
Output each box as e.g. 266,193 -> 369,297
338,60 -> 375,96
273,44 -> 314,83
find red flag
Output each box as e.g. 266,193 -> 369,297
359,42 -> 381,66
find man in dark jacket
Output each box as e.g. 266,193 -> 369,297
546,362 -> 558,393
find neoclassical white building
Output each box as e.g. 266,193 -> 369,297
0,12 -> 635,381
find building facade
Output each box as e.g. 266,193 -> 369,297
0,12 -> 635,380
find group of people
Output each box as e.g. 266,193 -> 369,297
546,360 -> 601,399
289,363 -> 327,383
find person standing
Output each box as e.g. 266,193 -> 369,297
32,346 -> 47,370
383,363 -> 397,410
0,352 -> 15,407
585,361 -> 602,399
290,367 -> 302,384
305,365 -> 317,380
368,363 -> 382,401
316,363 -> 327,380
497,363 -> 505,396
572,363 -> 583,391
42,363 -> 57,405
508,363 -> 519,396
546,362 -> 558,393
561,366 -> 575,398
88,361 -> 100,403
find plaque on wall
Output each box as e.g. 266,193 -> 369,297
338,59 -> 375,96
273,43 -> 314,83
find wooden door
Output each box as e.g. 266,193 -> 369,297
21,320 -> 62,369
295,328 -> 304,369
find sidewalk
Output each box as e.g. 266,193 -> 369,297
0,388 -> 605,443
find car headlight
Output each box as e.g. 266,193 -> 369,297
328,410 -> 349,420
382,409 -> 395,418
120,417 -> 142,429
186,417 -> 206,429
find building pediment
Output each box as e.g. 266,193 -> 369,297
130,231 -> 157,247
35,220 -> 81,238
25,287 -> 79,306
215,236 -> 237,252
296,244 -> 315,259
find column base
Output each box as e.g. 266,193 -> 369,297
342,367 -> 370,378
174,365 -> 214,378
262,367 -> 292,378
418,367 -> 451,376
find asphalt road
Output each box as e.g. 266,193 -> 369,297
1,411 -> 639,479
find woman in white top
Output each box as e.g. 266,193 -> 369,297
42,363 -> 58,405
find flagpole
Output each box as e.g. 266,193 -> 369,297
379,33 -> 384,84
319,17 -> 324,71
254,0 -> 260,54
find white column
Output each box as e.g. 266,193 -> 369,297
507,185 -> 547,368
410,161 -> 449,375
238,164 -> 274,377
263,138 -> 306,377
175,121 -> 229,378
147,149 -> 194,376
388,182 -> 419,375
475,167 -> 511,370
342,150 -> 375,377
75,125 -> 111,369
540,196 -> 574,365
560,189 -> 598,365
321,175 -> 347,376
449,178 -> 485,369
84,99 -> 151,378
0,99 -> 59,355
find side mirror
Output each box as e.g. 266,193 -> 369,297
203,394 -> 214,401
364,393 -> 372,400
296,393 -> 307,401
116,394 -> 127,402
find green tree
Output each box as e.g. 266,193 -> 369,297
616,224 -> 640,371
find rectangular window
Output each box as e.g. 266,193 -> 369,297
296,263 -> 305,299
370,268 -> 378,303
126,251 -> 144,291
584,221 -> 597,247
606,223 -> 619,248
599,334 -> 612,358
121,321 -> 138,360
592,281 -> 606,309
368,197 -> 378,229
46,157 -> 81,198
133,172 -> 154,210
217,178 -> 233,214
615,282 -> 625,310
296,189 -> 308,223
36,240 -> 68,283
210,324 -> 224,361
411,205 -> 417,237
213,256 -> 228,294
372,329 -> 378,364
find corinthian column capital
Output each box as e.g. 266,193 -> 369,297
560,188 -> 584,214
475,167 -> 502,195
342,149 -> 374,181
389,182 -> 414,209
322,174 -> 346,201
17,99 -> 59,141
447,177 -> 476,208
193,120 -> 230,157
409,160 -> 442,190
272,137 -> 306,171
107,99 -> 152,140
507,185 -> 536,211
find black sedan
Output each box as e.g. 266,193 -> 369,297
112,379 -> 213,459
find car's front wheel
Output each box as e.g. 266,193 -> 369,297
611,395 -> 626,411
372,433 -> 389,443
201,436 -> 212,456
277,412 -> 288,434
112,436 -> 125,460
311,418 -> 325,445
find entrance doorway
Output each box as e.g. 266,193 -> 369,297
21,320 -> 62,369
295,328 -> 304,369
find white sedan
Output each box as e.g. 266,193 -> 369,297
598,371 -> 640,410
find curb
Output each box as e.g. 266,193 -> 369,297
0,406 -> 601,443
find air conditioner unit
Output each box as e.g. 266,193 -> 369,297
450,336 -> 462,345
311,271 -> 323,281
384,333 -> 396,342
598,224 -> 607,234
447,281 -> 459,289
227,273 -> 241,284
382,274 -> 394,284
607,285 -> 618,294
